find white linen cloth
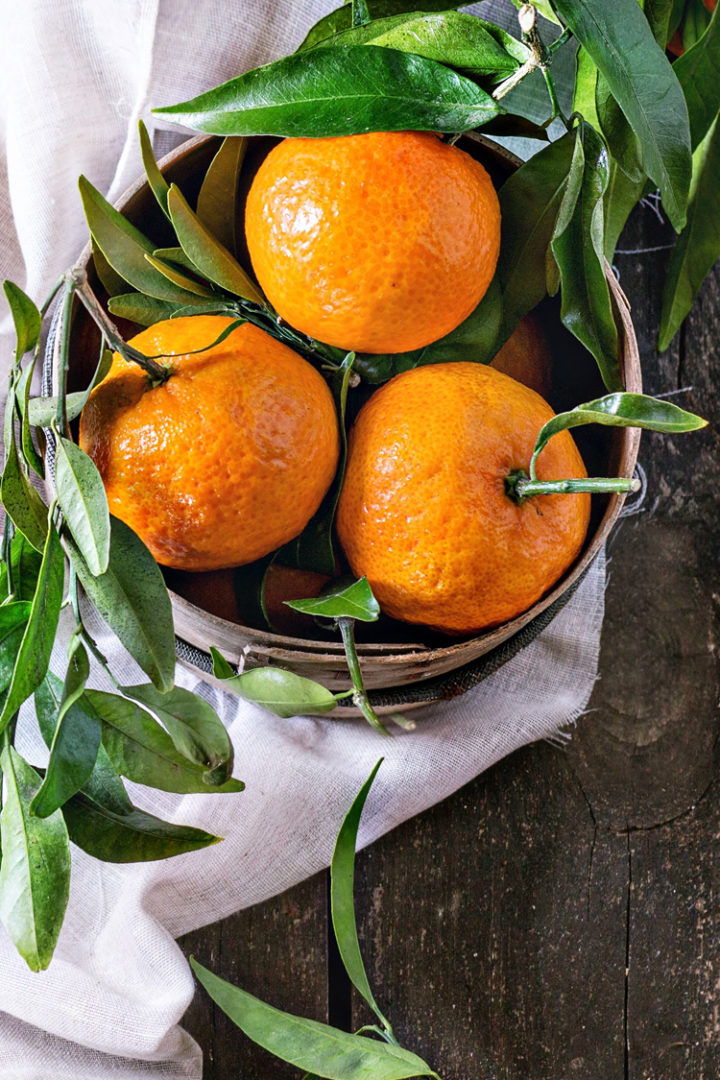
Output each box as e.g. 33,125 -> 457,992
0,2 -> 606,1076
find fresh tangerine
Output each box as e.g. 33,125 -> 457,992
336,362 -> 590,634
79,317 -> 340,571
245,131 -> 501,354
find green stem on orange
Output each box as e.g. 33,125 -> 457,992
66,267 -> 170,385
337,617 -> 390,737
506,469 -> 640,503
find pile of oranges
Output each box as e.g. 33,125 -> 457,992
80,130 -> 592,638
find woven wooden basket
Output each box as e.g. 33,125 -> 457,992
48,133 -> 642,715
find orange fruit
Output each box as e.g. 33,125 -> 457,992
490,312 -> 552,399
79,317 -> 340,571
165,564 -> 329,634
245,131 -> 501,354
336,363 -> 590,635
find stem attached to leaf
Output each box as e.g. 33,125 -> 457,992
506,468 -> 640,504
66,268 -> 170,385
336,618 -> 390,737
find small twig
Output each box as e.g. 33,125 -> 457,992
492,4 -> 546,102
67,268 -> 170,385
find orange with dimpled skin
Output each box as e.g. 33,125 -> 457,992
79,316 -> 340,572
245,131 -> 501,355
336,362 -> 590,635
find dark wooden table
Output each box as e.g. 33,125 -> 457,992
180,198 -> 720,1079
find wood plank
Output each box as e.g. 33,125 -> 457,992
350,742 -> 628,1079
178,871 -> 329,1079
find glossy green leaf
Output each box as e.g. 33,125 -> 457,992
0,744 -> 71,971
2,438 -> 49,552
0,520 -> 64,733
3,281 -> 41,358
138,119 -> 171,218
31,641 -> 102,819
550,0 -> 691,232
644,0 -> 677,46
154,46 -> 502,139
327,12 -> 526,82
28,345 -> 112,428
62,786 -> 220,862
90,689 -> 244,794
278,354 -> 354,575
196,137 -> 248,257
678,0 -> 713,50
531,391 -> 707,475
603,164 -> 647,261
152,247 -> 199,273
572,46 -> 601,131
287,577 -> 379,623
0,533 -> 42,602
92,239 -> 128,297
354,277 -> 502,384
17,353 -> 45,479
297,0 -> 464,51
79,175 -> 209,305
210,648 -> 338,718
0,602 -> 31,692
673,3 -> 720,150
54,436 -> 111,576
331,760 -> 388,1027
659,117 -> 720,351
167,184 -> 265,304
120,682 -> 233,782
143,253 -> 215,297
497,131 -> 575,345
550,121 -> 621,391
190,957 -> 438,1079
67,516 -> 175,693
107,293 -> 182,327
595,76 -> 643,184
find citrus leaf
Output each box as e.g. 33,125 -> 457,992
66,516 -> 175,693
78,175 -> 209,305
296,0 -> 465,51
0,533 -> 42,602
107,293 -> 182,327
92,239 -> 128,298
0,519 -> 64,734
595,76 -> 643,185
572,46 -> 601,131
30,641 -> 101,819
327,12 -> 526,82
3,281 -> 41,358
89,689 -> 244,795
54,436 -> 111,576
287,577 -> 379,623
2,438 -> 49,552
331,760 -> 388,1027
153,45 -> 502,139
28,344 -> 112,430
210,648 -> 338,718
120,682 -> 233,782
277,353 -> 354,576
143,253 -> 215,297
190,957 -> 438,1079
550,0 -> 691,232
603,163 -> 647,262
0,602 -> 31,692
497,131 -> 575,345
17,353 -> 45,479
673,2 -> 720,150
138,119 -> 171,218
658,116 -> 720,351
0,744 -> 71,971
197,137 -> 248,257
152,247 -> 200,273
550,120 -> 621,391
167,184 -> 265,304
644,0 -> 677,46
62,787 -> 220,862
531,391 -> 707,474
